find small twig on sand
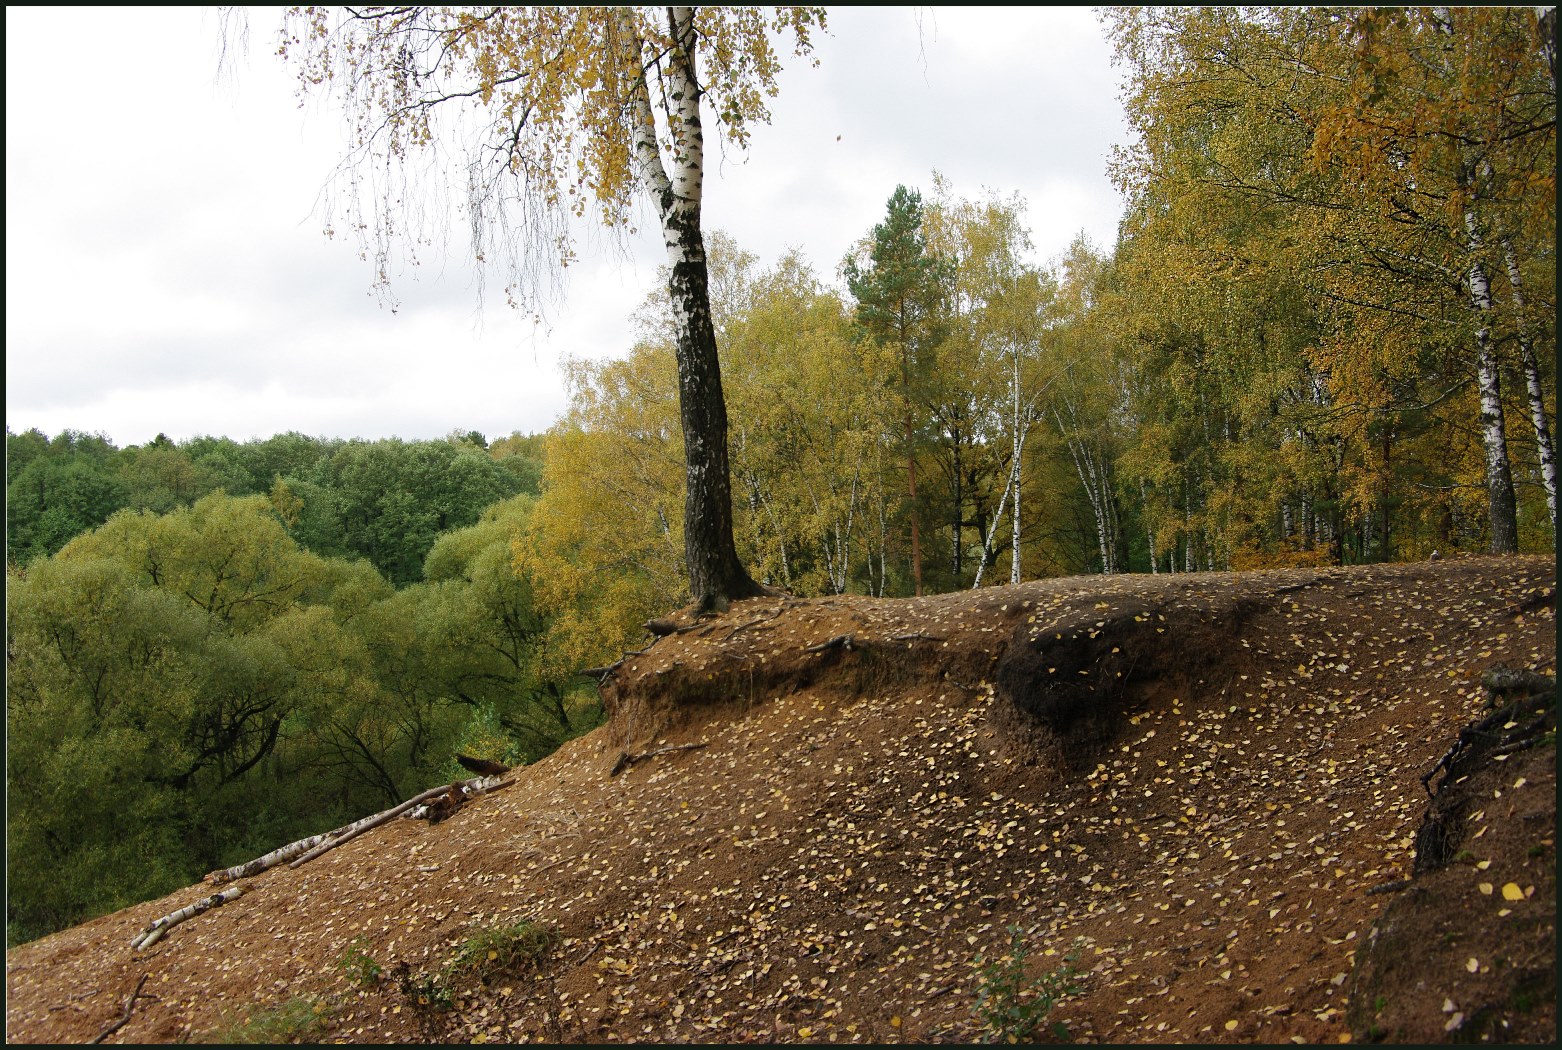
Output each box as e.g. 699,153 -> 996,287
90,973 -> 153,1044
609,742 -> 709,777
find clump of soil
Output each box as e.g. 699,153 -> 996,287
5,555 -> 1555,1045
1347,673 -> 1556,1044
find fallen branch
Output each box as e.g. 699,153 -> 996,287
90,973 -> 153,1044
889,631 -> 946,642
288,776 -> 506,871
208,776 -> 499,884
207,830 -> 335,884
404,775 -> 512,822
610,741 -> 709,777
804,633 -> 855,654
131,887 -> 246,950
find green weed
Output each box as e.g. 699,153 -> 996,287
338,936 -> 383,989
971,925 -> 1083,1044
448,918 -> 559,981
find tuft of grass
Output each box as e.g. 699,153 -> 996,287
394,917 -> 559,1019
197,997 -> 328,1044
971,925 -> 1083,1044
447,919 -> 559,981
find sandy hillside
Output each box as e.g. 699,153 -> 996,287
5,554 -> 1555,1044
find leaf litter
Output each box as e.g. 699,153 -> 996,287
5,554 -> 1554,1044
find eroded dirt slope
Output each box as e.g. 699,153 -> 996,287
5,555 -> 1555,1044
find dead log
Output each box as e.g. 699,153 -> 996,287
131,887 -> 246,950
208,782 -> 471,884
207,826 -> 344,884
289,776 -> 507,870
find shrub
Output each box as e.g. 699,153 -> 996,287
971,925 -> 1083,1044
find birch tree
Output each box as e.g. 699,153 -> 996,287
272,6 -> 825,611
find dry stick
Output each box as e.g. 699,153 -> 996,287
609,741 -> 709,777
90,973 -> 152,1044
804,633 -> 855,654
131,887 -> 248,951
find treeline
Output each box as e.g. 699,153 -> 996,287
5,434 -> 611,946
541,6 -> 1554,625
6,428 -> 541,585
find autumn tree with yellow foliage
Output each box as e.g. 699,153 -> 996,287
271,5 -> 825,612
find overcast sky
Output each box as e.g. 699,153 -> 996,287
5,6 -> 1131,448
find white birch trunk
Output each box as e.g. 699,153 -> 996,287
1500,236 -> 1557,530
132,886 -> 247,950
1010,353 -> 1023,585
972,424 -> 1028,589
1141,480 -> 1159,574
1464,202 -> 1521,552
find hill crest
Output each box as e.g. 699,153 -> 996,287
6,555 -> 1555,1044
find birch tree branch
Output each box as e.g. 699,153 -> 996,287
131,887 -> 246,951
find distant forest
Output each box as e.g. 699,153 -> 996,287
6,428 -> 541,584
5,428 -> 598,945
7,6 -> 1554,946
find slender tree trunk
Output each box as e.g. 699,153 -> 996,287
1500,236 -> 1557,530
1010,355 -> 1023,585
905,411 -> 922,596
951,419 -> 963,583
1463,198 -> 1520,553
625,7 -> 761,611
1141,480 -> 1159,574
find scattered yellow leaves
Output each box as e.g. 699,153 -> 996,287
1501,883 -> 1525,902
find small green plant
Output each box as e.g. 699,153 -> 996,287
448,919 -> 559,982
400,970 -> 456,1013
338,936 -> 383,989
198,996 -> 328,1043
971,925 -> 1083,1044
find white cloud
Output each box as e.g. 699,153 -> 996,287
5,6 -> 1129,447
